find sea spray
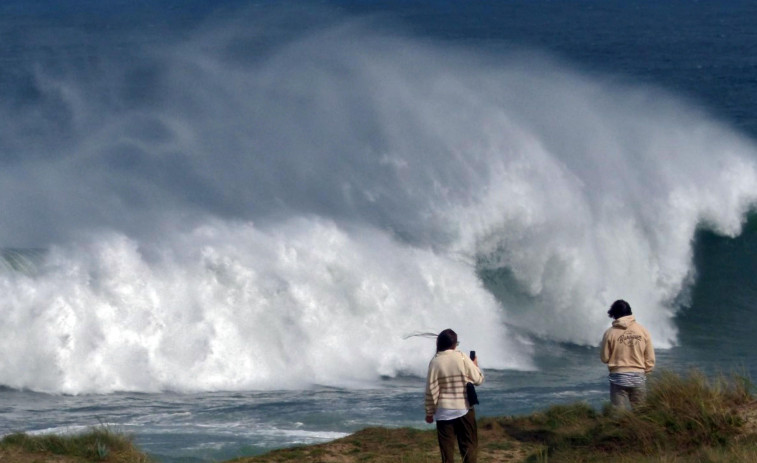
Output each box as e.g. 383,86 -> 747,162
1,9 -> 757,393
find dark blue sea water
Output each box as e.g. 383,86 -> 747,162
1,1 -> 757,462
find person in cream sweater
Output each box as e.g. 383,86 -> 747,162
424,329 -> 484,463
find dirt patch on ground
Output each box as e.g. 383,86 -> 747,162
736,400 -> 757,437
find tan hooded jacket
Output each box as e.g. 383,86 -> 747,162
600,315 -> 655,374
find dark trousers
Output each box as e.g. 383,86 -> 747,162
436,408 -> 477,463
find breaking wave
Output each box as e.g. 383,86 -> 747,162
1,9 -> 756,393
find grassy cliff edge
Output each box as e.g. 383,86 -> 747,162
3,370 -> 756,463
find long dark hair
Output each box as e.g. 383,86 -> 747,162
436,329 -> 458,352
608,299 -> 632,319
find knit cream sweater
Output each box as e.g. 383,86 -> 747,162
425,349 -> 484,416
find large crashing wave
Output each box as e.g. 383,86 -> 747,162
1,10 -> 756,393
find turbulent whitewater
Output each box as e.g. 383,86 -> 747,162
1,10 -> 757,394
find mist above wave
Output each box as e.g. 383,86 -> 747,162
1,8 -> 756,392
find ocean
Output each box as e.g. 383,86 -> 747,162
1,1 -> 757,461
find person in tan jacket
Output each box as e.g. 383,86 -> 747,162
600,299 -> 655,409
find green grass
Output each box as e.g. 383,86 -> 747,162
0,426 -> 153,462
499,369 -> 756,462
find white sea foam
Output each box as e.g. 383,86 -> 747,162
1,10 -> 756,393
0,220 -> 522,393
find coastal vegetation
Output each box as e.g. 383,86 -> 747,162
2,370 -> 755,463
0,426 -> 152,463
